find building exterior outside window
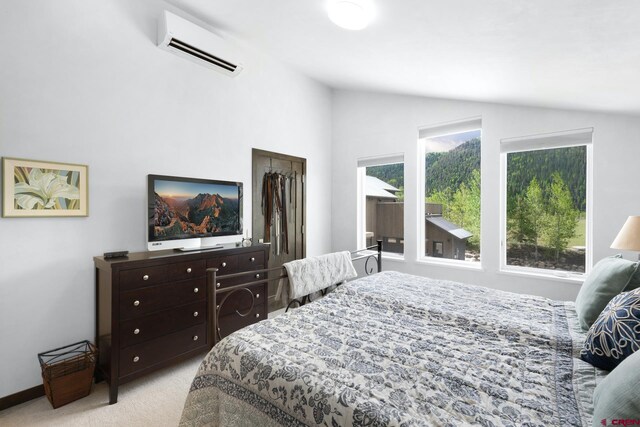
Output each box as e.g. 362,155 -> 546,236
357,156 -> 404,256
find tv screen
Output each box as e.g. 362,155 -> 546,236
148,174 -> 242,247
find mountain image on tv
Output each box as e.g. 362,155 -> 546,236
152,180 -> 240,239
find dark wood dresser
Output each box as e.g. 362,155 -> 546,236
94,244 -> 268,404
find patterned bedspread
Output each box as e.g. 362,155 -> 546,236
180,271 -> 602,426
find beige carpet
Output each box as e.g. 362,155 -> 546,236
0,355 -> 203,427
1,310 -> 287,427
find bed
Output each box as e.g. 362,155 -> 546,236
180,270 -> 605,426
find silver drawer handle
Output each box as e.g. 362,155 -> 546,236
193,311 -> 198,317
250,257 -> 256,262
133,300 -> 140,307
133,328 -> 140,335
255,313 -> 260,318
133,356 -> 140,363
186,267 -> 192,273
142,274 -> 149,281
255,273 -> 260,279
193,335 -> 199,341
221,262 -> 227,267
256,293 -> 260,298
193,287 -> 199,293
216,282 -> 221,288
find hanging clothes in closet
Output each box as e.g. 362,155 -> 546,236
261,171 -> 292,256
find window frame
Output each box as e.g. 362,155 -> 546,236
417,117 -> 483,269
498,128 -> 594,280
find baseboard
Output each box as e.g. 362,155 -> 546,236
0,385 -> 44,411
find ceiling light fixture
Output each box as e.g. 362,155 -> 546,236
327,0 -> 375,31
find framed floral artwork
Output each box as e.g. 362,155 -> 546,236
2,157 -> 88,217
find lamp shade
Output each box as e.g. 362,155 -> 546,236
611,216 -> 640,251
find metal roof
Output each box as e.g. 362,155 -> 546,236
426,215 -> 473,240
366,176 -> 398,199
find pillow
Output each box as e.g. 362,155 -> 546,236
592,349 -> 640,425
575,255 -> 639,330
580,287 -> 640,371
628,265 -> 640,291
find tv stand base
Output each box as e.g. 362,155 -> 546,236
176,245 -> 224,252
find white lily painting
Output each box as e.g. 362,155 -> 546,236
14,168 -> 80,210
3,158 -> 88,217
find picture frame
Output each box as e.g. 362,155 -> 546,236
2,157 -> 89,217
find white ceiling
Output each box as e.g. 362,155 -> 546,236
167,0 -> 640,116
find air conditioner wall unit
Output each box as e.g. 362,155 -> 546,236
157,10 -> 243,77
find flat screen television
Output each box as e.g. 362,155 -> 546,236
147,174 -> 243,251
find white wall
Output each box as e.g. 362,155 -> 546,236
0,0 -> 332,397
332,90 -> 640,300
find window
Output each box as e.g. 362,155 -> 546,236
433,241 -> 444,257
357,155 -> 404,256
501,128 -> 592,275
419,118 -> 481,264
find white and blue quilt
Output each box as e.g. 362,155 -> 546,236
180,271 -> 603,426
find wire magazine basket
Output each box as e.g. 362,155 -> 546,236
37,340 -> 97,409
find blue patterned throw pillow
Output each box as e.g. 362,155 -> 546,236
581,287 -> 640,371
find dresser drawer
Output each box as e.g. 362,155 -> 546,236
214,271 -> 265,290
216,284 -> 266,317
217,302 -> 267,340
167,259 -> 206,282
119,265 -> 168,290
119,301 -> 206,348
119,324 -> 207,377
119,278 -> 205,320
206,255 -> 239,275
237,251 -> 265,271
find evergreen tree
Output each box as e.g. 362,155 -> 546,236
425,139 -> 480,196
367,164 -> 404,187
458,170 -> 480,248
506,146 -> 586,211
426,189 -> 453,213
449,183 -> 467,230
524,177 -> 545,259
542,173 -> 579,261
508,194 -> 528,243
432,170 -> 480,249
